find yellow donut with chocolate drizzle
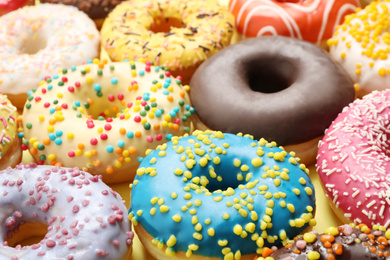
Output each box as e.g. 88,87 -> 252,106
101,0 -> 236,85
22,60 -> 196,184
129,130 -> 316,259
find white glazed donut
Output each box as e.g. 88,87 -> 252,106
0,4 -> 100,108
0,163 -> 133,259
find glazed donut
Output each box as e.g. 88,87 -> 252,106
317,89 -> 390,228
328,1 -> 390,98
0,4 -> 100,109
22,60 -> 195,184
189,36 -> 355,166
39,0 -> 124,29
0,163 -> 133,259
0,0 -> 34,16
101,0 -> 236,85
229,0 -> 360,48
0,94 -> 22,170
261,223 -> 390,260
129,130 -> 316,259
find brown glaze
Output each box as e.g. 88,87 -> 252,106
40,0 -> 124,20
268,224 -> 390,260
190,36 -> 355,146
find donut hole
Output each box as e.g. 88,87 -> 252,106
149,16 -> 185,34
246,56 -> 297,93
19,31 -> 47,55
84,96 -> 128,120
4,222 -> 48,247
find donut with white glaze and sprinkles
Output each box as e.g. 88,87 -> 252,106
0,4 -> 100,109
101,0 -> 236,84
129,130 -> 316,259
328,0 -> 390,98
229,0 -> 360,47
0,163 -> 133,259
22,60 -> 195,184
317,89 -> 390,228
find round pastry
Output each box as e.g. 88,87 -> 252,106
317,89 -> 390,228
22,60 -> 196,184
0,94 -> 22,170
229,0 -> 360,48
39,0 -> 124,29
190,36 -> 355,166
0,163 -> 133,259
129,130 -> 316,259
328,1 -> 390,98
0,0 -> 34,16
101,0 -> 236,85
0,4 -> 100,109
260,223 -> 390,260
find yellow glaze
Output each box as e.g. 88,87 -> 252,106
22,60 -> 196,183
101,0 -> 236,84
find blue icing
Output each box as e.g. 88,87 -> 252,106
129,131 -> 316,258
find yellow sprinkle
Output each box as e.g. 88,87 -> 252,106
223,213 -> 230,219
251,211 -> 258,221
293,189 -> 300,195
166,235 -> 177,247
305,187 -> 313,196
172,214 -> 181,222
171,192 -> 178,199
208,228 -> 215,237
256,237 -> 264,248
233,224 -> 243,235
213,156 -> 221,164
245,223 -> 256,233
160,205 -> 169,213
218,240 -> 228,246
287,204 -> 295,213
325,227 -> 339,236
192,216 -> 198,225
233,159 -> 241,167
195,223 -> 202,231
213,196 -> 223,202
307,251 -> 320,260
184,193 -> 192,200
193,232 -> 203,240
299,177 -> 306,185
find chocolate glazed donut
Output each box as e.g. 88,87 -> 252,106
190,36 -> 355,164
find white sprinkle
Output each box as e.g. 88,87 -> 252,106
366,200 -> 376,208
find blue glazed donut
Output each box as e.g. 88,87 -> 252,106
129,130 -> 316,259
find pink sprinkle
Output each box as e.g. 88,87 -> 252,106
34,97 -> 41,102
117,93 -> 124,100
44,102 -> 50,108
82,200 -> 89,207
61,103 -> 68,109
146,136 -> 153,143
72,205 -> 79,213
46,240 -> 56,248
68,86 -> 75,92
165,71 -> 171,77
156,134 -> 163,141
75,82 -> 81,87
90,138 -> 98,145
104,124 -> 112,131
68,151 -> 75,157
67,196 -> 74,202
113,240 -> 120,247
42,88 -> 47,94
127,102 -> 133,108
62,77 -> 68,82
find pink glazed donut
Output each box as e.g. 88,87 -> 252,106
317,89 -> 390,228
0,163 -> 133,259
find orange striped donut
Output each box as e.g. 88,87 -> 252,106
229,0 -> 360,45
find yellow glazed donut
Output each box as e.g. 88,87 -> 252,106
22,60 -> 196,184
101,0 -> 236,84
328,0 -> 390,98
0,93 -> 22,170
0,4 -> 100,109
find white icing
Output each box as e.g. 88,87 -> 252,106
0,4 -> 99,97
